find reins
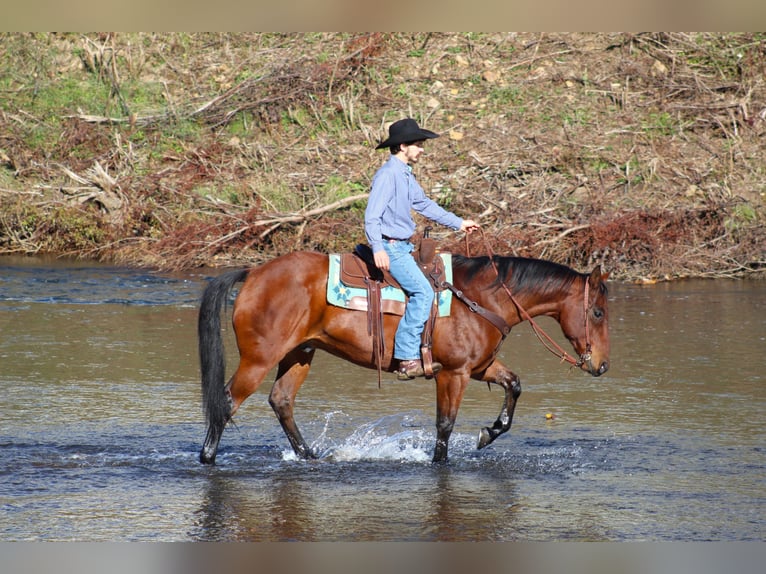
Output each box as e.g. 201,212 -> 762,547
464,229 -> 592,368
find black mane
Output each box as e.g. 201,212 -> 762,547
452,255 -> 582,296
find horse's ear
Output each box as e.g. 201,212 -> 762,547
589,265 -> 609,285
588,265 -> 602,287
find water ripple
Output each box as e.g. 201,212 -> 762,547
0,258 -> 208,306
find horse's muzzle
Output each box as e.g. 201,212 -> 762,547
580,353 -> 609,377
589,359 -> 609,377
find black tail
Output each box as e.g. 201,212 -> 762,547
198,269 -> 249,436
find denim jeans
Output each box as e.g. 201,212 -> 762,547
383,240 -> 434,360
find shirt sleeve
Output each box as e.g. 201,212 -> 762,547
364,169 -> 395,253
410,184 -> 463,230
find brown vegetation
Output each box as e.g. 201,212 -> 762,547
0,32 -> 764,281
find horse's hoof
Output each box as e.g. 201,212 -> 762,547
477,427 -> 492,449
199,448 -> 216,465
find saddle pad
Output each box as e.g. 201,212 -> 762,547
327,253 -> 453,316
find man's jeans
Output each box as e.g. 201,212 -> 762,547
383,240 -> 433,361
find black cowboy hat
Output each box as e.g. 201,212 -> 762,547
375,118 -> 440,149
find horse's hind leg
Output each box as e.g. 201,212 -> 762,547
268,346 -> 317,459
200,360 -> 272,464
476,360 -> 522,450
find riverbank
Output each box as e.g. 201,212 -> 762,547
1,33 -> 764,281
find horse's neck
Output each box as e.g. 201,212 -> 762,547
510,291 -> 565,323
461,270 -> 571,326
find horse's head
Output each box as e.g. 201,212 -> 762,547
560,265 -> 610,377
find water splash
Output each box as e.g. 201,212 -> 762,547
281,411 -> 432,463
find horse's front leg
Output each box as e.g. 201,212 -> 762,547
476,359 -> 522,450
433,370 -> 469,463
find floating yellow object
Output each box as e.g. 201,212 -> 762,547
545,413 -> 555,420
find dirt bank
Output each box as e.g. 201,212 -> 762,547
1,33 -> 764,281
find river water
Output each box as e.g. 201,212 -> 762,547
0,255 -> 763,541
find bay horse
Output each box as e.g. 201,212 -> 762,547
198,250 -> 609,464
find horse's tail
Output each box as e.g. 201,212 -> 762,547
198,269 -> 249,434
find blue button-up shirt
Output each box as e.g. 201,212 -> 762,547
364,155 -> 463,253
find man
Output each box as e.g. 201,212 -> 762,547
365,118 -> 480,380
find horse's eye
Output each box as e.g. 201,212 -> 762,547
593,307 -> 604,320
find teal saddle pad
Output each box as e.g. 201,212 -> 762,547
326,253 -> 453,316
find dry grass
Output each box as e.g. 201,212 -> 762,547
1,32 -> 764,280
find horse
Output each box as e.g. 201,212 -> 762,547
197,250 -> 610,464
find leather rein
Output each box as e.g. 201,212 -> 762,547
443,230 -> 592,369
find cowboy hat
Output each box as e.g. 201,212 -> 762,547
375,118 -> 439,149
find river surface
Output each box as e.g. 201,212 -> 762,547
0,255 -> 763,541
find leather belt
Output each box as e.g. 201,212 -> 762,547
382,235 -> 408,242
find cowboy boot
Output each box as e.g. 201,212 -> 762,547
396,359 -> 443,380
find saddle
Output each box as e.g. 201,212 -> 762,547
339,231 -> 447,385
340,244 -> 447,294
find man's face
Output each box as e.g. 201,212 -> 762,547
402,140 -> 425,164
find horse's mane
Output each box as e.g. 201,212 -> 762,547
452,255 -> 583,296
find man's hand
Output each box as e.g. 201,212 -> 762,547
460,219 -> 480,233
373,249 -> 390,271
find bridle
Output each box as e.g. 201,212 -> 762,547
465,230 -> 593,369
